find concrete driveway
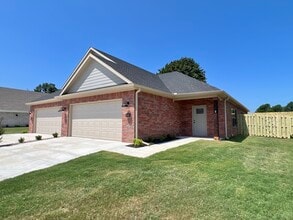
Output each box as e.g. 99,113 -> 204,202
0,134 -> 210,181
0,135 -> 126,181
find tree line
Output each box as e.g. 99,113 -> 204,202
256,102 -> 293,112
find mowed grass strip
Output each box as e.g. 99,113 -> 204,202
3,127 -> 28,134
0,136 -> 292,219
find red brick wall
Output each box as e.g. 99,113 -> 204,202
29,90 -> 247,142
177,98 -> 216,137
137,94 -> 241,140
29,91 -> 135,142
226,101 -> 246,138
29,101 -> 63,133
137,92 -> 181,139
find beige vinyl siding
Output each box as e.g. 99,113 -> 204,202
70,100 -> 122,141
68,59 -> 125,93
35,107 -> 62,135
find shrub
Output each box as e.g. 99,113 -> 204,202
52,132 -> 58,138
22,131 -> 28,134
18,137 -> 25,143
133,138 -> 144,147
166,134 -> 176,141
35,135 -> 42,140
290,134 -> 293,139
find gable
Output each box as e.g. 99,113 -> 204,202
65,58 -> 126,94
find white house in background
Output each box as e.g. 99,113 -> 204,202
0,87 -> 51,127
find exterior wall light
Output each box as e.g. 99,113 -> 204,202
122,101 -> 130,107
58,106 -> 67,112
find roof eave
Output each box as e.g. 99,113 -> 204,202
173,90 -> 249,112
0,109 -> 28,113
26,84 -> 135,105
26,98 -> 60,106
58,83 -> 135,100
221,91 -> 249,112
172,90 -> 223,100
133,84 -> 173,98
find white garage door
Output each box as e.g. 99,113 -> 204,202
35,107 -> 62,135
71,100 -> 122,141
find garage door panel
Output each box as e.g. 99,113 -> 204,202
71,100 -> 122,141
36,107 -> 62,135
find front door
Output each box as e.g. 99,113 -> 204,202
192,105 -> 207,136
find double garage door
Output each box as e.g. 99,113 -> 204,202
35,100 -> 122,141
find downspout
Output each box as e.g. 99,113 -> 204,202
135,89 -> 141,139
224,97 -> 229,139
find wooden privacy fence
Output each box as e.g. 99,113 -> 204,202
238,112 -> 293,139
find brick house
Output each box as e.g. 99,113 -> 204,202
27,48 -> 248,142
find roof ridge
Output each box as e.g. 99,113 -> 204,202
93,48 -> 155,75
91,48 -> 172,93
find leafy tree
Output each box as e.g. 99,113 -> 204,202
256,103 -> 272,112
284,101 -> 293,112
271,104 -> 283,112
158,57 -> 207,82
34,83 -> 58,93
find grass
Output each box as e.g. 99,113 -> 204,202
0,136 -> 292,219
3,127 -> 28,134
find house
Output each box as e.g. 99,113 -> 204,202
27,48 -> 248,142
0,87 -> 50,127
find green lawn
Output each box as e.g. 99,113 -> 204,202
0,136 -> 292,219
3,127 -> 28,134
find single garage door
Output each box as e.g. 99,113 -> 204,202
71,100 -> 122,141
35,107 -> 62,134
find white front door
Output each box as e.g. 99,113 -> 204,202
192,105 -> 207,136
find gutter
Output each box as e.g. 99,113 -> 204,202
135,89 -> 141,139
26,84 -> 135,105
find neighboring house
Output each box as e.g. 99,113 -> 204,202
0,87 -> 50,127
27,48 -> 248,142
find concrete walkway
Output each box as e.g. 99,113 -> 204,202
0,133 -> 53,146
0,134 -> 211,181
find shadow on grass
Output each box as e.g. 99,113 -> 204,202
227,135 -> 249,143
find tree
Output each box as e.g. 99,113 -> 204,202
157,57 -> 207,82
256,103 -> 272,112
34,83 -> 58,93
284,101 -> 293,112
271,104 -> 283,112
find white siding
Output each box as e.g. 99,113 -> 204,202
0,112 -> 29,127
68,59 -> 125,93
71,100 -> 122,141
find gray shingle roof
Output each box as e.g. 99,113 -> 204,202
92,49 -> 219,94
30,90 -> 61,102
158,71 -> 220,93
0,87 -> 52,112
92,49 -> 171,93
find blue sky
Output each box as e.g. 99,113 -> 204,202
0,0 -> 292,112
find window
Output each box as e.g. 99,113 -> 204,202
196,108 -> 204,114
231,108 -> 237,127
